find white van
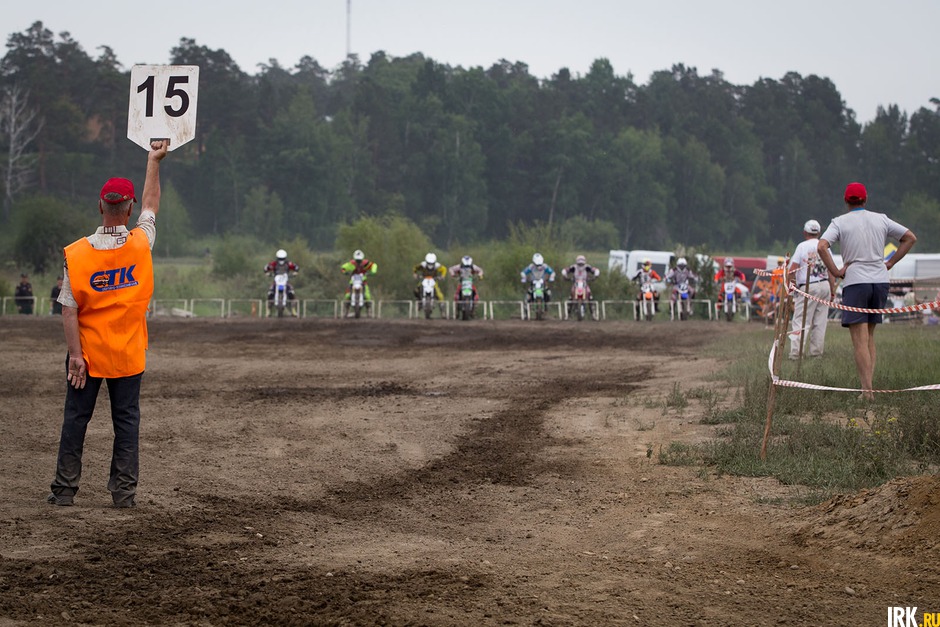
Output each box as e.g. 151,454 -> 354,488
888,253 -> 940,281
608,249 -> 674,292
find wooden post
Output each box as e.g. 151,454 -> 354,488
761,276 -> 792,460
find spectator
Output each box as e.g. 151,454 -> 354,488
788,220 -> 836,359
15,273 -> 34,315
50,276 -> 63,315
818,182 -> 916,401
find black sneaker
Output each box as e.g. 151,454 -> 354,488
46,493 -> 73,506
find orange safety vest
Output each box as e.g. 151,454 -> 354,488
770,267 -> 785,295
64,231 -> 153,378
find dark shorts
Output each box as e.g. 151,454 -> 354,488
841,283 -> 889,327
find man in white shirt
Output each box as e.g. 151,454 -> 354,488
788,219 -> 837,359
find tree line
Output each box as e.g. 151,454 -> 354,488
1,20 -> 939,274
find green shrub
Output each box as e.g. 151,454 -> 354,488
558,216 -> 620,251
211,235 -> 261,279
480,222 -> 569,300
335,214 -> 434,300
12,196 -> 90,274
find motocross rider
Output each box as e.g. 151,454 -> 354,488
632,258 -> 662,311
665,257 -> 698,303
520,253 -> 556,303
264,249 -> 299,316
561,255 -> 601,303
341,249 -> 378,309
714,258 -> 747,308
448,255 -> 484,304
413,252 -> 447,302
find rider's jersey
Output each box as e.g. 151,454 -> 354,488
448,264 -> 484,280
562,264 -> 600,281
632,269 -> 661,284
414,261 -> 446,279
342,259 -> 377,277
715,269 -> 746,284
666,268 -> 697,286
265,259 -> 299,276
521,263 -> 555,283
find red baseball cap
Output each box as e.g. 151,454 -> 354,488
100,178 -> 137,204
844,182 -> 867,203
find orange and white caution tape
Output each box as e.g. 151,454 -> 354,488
786,281 -> 940,314
768,342 -> 940,394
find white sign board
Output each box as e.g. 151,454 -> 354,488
127,65 -> 199,151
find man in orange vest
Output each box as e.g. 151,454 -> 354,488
47,140 -> 168,508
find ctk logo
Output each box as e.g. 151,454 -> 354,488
90,265 -> 138,292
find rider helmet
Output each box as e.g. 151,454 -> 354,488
642,258 -> 652,270
425,252 -> 437,265
532,253 -> 544,266
461,255 -> 473,267
724,258 -> 734,269
353,249 -> 365,261
677,257 -> 687,268
575,255 -> 586,266
276,249 -> 287,260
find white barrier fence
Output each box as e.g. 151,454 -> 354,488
669,299 -> 714,321
0,296 -> 753,322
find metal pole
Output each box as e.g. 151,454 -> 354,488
346,0 -> 352,58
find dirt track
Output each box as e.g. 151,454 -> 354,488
0,317 -> 937,626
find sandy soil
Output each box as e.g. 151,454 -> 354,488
0,316 -> 937,626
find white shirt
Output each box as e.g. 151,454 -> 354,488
790,238 -> 828,287
57,210 -> 156,308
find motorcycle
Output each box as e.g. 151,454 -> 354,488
568,278 -> 594,321
638,281 -> 655,321
345,273 -> 368,319
420,277 -> 444,319
457,277 -> 476,321
675,281 -> 692,321
722,280 -> 738,322
529,278 -> 548,321
269,272 -> 295,318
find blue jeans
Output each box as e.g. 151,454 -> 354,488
50,361 -> 142,507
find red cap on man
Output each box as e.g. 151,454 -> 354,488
844,182 -> 867,203
100,178 -> 137,204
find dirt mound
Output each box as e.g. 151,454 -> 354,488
793,475 -> 940,556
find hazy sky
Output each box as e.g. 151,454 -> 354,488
4,1 -> 938,124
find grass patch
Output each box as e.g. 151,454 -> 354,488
660,324 -> 940,500
663,382 -> 689,412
